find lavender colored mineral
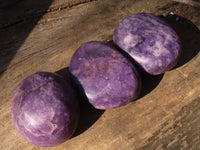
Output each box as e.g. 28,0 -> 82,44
11,72 -> 79,147
113,13 -> 181,75
70,41 -> 141,109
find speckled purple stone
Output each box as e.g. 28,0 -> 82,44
70,41 -> 141,109
113,13 -> 181,75
11,72 -> 79,147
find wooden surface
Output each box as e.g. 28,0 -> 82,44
0,0 -> 200,149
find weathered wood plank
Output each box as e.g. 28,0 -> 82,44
0,0 -> 200,149
0,0 -> 96,28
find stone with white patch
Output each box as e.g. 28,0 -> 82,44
113,13 -> 181,75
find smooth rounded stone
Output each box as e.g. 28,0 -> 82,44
113,13 -> 181,75
11,72 -> 79,147
70,41 -> 141,109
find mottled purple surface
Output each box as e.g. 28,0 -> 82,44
113,13 -> 181,75
70,41 -> 141,109
11,72 -> 79,147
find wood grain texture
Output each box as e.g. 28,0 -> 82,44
0,0 -> 200,149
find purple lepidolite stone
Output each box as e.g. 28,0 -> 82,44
11,72 -> 79,147
113,13 -> 181,75
70,41 -> 141,109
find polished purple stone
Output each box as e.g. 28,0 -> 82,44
113,13 -> 181,75
70,41 -> 141,109
11,72 -> 79,147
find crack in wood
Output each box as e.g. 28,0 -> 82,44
48,0 -> 98,12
